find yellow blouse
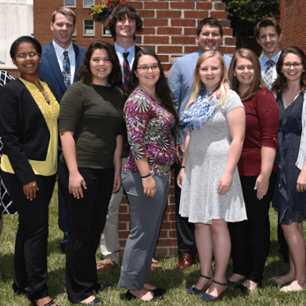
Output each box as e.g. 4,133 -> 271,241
1,78 -> 60,176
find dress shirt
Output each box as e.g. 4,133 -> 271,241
52,40 -> 76,84
259,51 -> 281,86
114,42 -> 135,84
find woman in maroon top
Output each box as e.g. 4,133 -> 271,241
227,48 -> 279,292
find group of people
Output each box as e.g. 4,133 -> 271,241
0,4 -> 306,306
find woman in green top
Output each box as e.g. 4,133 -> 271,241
0,36 -> 59,306
58,41 -> 124,306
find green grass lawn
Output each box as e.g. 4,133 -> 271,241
1,183 -> 306,305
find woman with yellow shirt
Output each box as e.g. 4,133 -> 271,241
0,36 -> 59,306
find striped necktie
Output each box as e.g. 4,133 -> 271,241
62,51 -> 71,89
123,52 -> 130,92
262,59 -> 274,90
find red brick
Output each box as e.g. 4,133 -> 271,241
214,2 -> 226,10
185,28 -> 197,35
157,239 -> 177,247
168,213 -> 176,221
171,1 -> 194,9
210,11 -> 227,19
172,19 -> 195,27
225,37 -> 236,46
219,19 -> 231,28
121,196 -> 128,204
161,221 -> 177,230
118,231 -> 130,238
119,214 -> 130,222
165,203 -> 176,212
185,11 -> 208,19
162,64 -> 171,72
144,19 -> 168,27
158,46 -> 182,54
128,1 -> 143,9
137,10 -> 155,17
157,27 -> 182,35
144,1 -> 168,9
169,230 -> 178,238
144,36 -> 169,44
158,54 -> 169,62
185,46 -> 200,53
168,247 -> 178,256
119,205 -> 128,213
157,11 -> 181,18
154,247 -> 169,256
158,230 -> 168,238
219,47 -> 235,55
118,223 -> 127,230
172,36 -> 195,44
197,2 -> 212,10
139,27 -> 156,35
223,28 -> 233,36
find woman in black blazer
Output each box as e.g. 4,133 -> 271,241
0,36 -> 59,306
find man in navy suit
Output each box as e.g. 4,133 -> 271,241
39,7 -> 85,252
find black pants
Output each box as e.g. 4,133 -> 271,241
228,173 -> 276,283
174,162 -> 197,258
2,171 -> 55,300
58,162 -> 114,303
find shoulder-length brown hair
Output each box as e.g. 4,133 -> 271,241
77,40 -> 122,86
228,48 -> 265,101
271,46 -> 306,97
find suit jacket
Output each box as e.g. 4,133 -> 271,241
39,41 -> 86,102
0,79 -> 58,185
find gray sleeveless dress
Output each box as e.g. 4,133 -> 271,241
179,90 -> 247,224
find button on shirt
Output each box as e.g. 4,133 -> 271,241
259,51 -> 281,87
114,42 -> 135,84
52,40 -> 76,85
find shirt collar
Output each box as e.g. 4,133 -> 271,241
114,42 -> 135,55
52,40 -> 74,56
262,50 -> 281,65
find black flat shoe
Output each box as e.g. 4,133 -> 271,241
126,290 -> 156,302
151,287 -> 165,299
96,283 -> 113,292
86,297 -> 103,305
200,280 -> 228,302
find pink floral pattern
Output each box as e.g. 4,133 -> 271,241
124,89 -> 175,176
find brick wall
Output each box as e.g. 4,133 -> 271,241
279,0 -> 306,53
33,0 -> 235,257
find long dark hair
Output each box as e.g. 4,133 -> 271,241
228,48 -> 265,101
272,46 -> 306,97
77,40 -> 122,86
127,48 -> 179,136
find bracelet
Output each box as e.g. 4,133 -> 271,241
181,166 -> 186,168
141,173 -> 151,179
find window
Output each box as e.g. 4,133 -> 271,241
83,19 -> 95,36
83,0 -> 95,7
64,0 -> 76,7
102,24 -> 111,37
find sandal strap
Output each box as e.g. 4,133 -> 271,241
213,280 -> 228,286
43,300 -> 57,306
200,275 -> 211,280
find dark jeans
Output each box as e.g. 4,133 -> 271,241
228,173 -> 276,283
58,162 -> 114,303
174,162 -> 197,259
2,171 -> 55,300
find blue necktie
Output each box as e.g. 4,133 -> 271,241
62,51 -> 71,89
262,59 -> 274,90
123,52 -> 130,93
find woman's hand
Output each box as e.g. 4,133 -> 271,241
23,180 -> 39,201
175,145 -> 184,163
113,173 -> 121,193
69,171 -> 87,199
297,168 -> 306,192
142,176 -> 156,197
254,173 -> 270,200
177,168 -> 184,188
217,172 -> 232,195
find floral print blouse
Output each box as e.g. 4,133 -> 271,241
123,88 -> 175,176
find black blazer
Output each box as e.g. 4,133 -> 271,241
0,79 -> 59,185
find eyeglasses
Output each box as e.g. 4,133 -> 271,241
283,62 -> 303,69
16,52 -> 40,59
137,65 -> 160,72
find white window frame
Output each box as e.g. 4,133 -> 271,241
102,24 -> 111,37
83,19 -> 95,36
83,0 -> 95,8
63,0 -> 76,8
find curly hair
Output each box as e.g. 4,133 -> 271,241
77,40 -> 122,86
271,46 -> 306,97
10,36 -> 42,59
228,48 -> 265,101
127,48 -> 178,134
105,4 -> 143,41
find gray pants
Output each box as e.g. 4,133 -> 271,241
118,170 -> 169,290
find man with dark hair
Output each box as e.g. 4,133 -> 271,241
39,7 -> 85,253
97,4 -> 148,272
255,17 -> 282,90
168,17 -> 232,269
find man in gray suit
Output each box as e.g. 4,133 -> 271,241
39,7 -> 85,253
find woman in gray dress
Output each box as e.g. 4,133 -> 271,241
177,51 -> 247,302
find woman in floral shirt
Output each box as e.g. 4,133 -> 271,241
118,49 -> 178,302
